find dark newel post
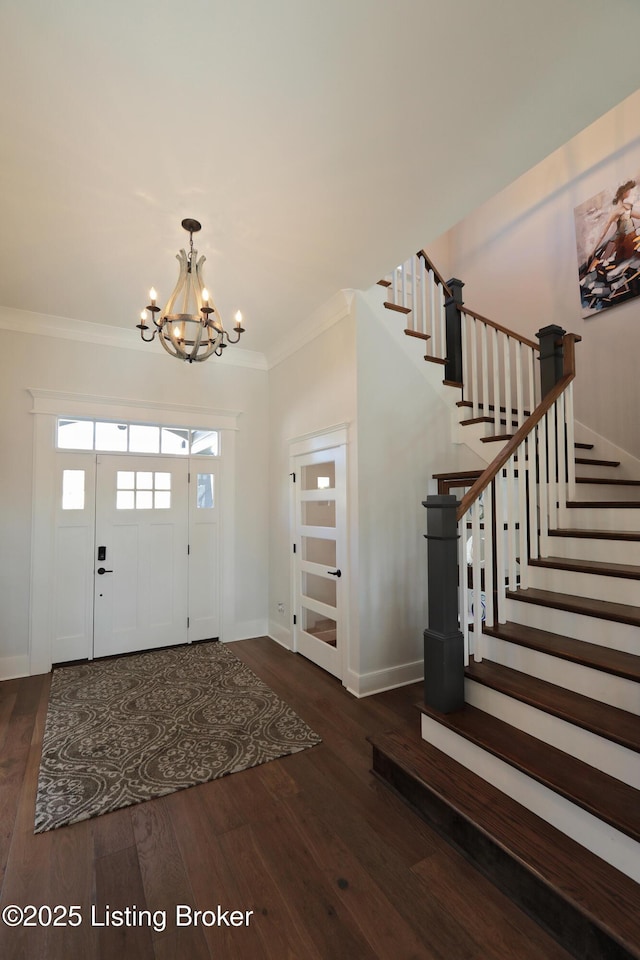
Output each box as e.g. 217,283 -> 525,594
444,278 -> 465,385
422,494 -> 465,713
536,324 -> 566,396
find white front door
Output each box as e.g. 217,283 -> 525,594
93,455 -> 189,658
293,446 -> 346,680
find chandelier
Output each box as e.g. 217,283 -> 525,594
136,218 -> 245,363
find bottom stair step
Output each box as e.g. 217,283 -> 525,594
370,725 -> 640,960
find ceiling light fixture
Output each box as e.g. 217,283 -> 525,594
136,218 -> 245,363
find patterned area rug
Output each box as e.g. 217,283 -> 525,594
35,641 -> 321,832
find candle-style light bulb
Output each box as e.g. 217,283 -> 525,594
234,310 -> 243,328
202,288 -> 209,304
140,310 -> 147,322
149,287 -> 157,305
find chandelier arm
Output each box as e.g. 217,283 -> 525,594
161,251 -> 189,320
138,327 -> 158,343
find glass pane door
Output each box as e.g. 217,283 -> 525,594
293,446 -> 346,679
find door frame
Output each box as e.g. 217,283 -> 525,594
28,388 -> 239,675
289,424 -> 350,685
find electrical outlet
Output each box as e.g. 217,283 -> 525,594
277,602 -> 285,615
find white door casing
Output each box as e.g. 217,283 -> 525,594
29,390 -> 238,674
290,430 -> 349,682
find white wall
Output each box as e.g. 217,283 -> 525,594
267,293 -> 357,650
0,323 -> 269,678
442,89 -> 640,457
353,289 -> 481,695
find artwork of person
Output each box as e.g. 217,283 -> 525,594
589,179 -> 640,264
576,177 -> 640,314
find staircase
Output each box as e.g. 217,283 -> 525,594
368,252 -> 640,960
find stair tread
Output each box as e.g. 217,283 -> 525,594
529,554 -> 640,579
383,300 -> 411,314
432,469 -> 483,480
419,703 -> 640,842
550,527 -> 640,542
506,586 -> 640,626
465,657 -> 640,752
370,726 -> 640,958
403,328 -> 430,341
483,621 -> 640,682
574,442 -> 595,450
575,457 -> 621,467
568,499 -> 640,507
481,433 -> 514,443
576,476 -> 640,486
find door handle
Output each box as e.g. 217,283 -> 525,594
327,569 -> 341,577
97,567 -> 113,575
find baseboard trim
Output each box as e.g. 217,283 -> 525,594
345,659 -> 423,698
0,655 -> 30,681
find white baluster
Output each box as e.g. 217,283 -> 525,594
547,405 -> 558,531
494,475 -> 507,623
480,322 -> 489,420
471,499 -> 483,662
470,318 -> 479,417
515,341 -> 524,427
439,282 -> 446,361
410,257 -> 417,333
566,381 -> 576,500
428,269 -> 436,351
505,457 -> 517,591
557,392 -> 567,527
517,441 -> 528,589
527,432 -> 539,561
461,312 -> 468,399
483,482 -> 494,630
459,515 -> 470,666
538,416 -> 549,556
419,255 -> 426,339
503,336 -> 512,437
492,327 -> 501,436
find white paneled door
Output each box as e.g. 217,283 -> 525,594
293,446 -> 346,680
93,455 -> 189,658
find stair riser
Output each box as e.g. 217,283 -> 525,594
574,482 -> 640,501
503,598 -> 639,655
547,536 -> 640,565
481,633 -> 640,715
420,714 -> 640,883
465,678 -> 640,788
526,565 -> 640,606
564,506 -> 640,531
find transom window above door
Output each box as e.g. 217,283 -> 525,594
56,418 -> 219,457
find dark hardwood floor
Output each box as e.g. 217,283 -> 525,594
0,637 -> 573,960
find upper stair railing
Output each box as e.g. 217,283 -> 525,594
380,251 -> 541,435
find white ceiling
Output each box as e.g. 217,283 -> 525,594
2,0 -> 640,361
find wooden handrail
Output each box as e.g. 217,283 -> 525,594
455,303 -> 540,351
456,333 -> 581,521
417,250 -> 452,298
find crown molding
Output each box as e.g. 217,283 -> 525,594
265,289 -> 355,369
0,305 -> 268,370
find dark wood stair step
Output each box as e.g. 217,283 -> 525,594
550,527 -> 640,542
529,555 -> 640,580
433,469 -> 483,481
419,702 -> 640,842
370,726 -> 640,960
575,442 -> 595,450
383,300 -> 412,314
403,328 -> 430,341
456,400 -> 532,417
483,620 -> 640,682
460,416 -> 520,428
575,457 -> 621,467
442,379 -> 463,389
424,354 -> 447,365
567,500 -> 640,508
576,476 -> 640,487
481,433 -> 514,443
465,657 -> 640,753
377,278 -> 392,287
506,586 -> 640,627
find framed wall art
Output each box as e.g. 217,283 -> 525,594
575,174 -> 640,316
